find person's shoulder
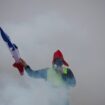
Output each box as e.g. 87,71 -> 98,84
63,67 -> 76,87
66,68 -> 75,77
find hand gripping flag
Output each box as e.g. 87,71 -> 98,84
0,27 -> 24,75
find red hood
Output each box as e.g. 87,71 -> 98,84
52,50 -> 69,66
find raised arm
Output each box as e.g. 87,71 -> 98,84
19,59 -> 48,79
25,65 -> 47,79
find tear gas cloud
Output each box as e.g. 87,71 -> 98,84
0,72 -> 71,105
0,1 -> 105,105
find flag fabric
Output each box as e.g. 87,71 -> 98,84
0,27 -> 24,75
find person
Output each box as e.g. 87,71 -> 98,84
20,50 -> 76,105
20,50 -> 76,87
0,27 -> 76,105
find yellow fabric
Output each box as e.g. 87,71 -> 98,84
63,68 -> 67,74
47,67 -> 67,87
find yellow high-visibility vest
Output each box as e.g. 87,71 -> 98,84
47,67 -> 67,87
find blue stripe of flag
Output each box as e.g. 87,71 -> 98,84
0,27 -> 14,48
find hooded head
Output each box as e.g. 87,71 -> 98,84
52,50 -> 69,67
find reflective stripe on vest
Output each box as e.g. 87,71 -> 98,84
47,67 -> 67,87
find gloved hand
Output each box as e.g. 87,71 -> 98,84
19,58 -> 27,67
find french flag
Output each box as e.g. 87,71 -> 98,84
0,27 -> 24,75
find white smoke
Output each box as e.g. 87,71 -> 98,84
0,1 -> 105,105
0,72 -> 71,105
0,11 -> 75,105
